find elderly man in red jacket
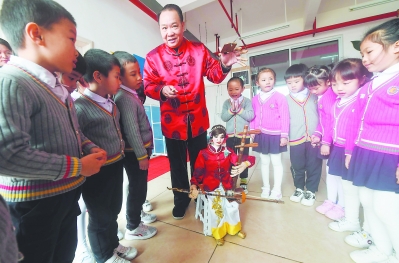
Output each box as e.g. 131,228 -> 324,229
144,3 -> 246,220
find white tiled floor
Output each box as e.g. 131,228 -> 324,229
112,151 -> 359,263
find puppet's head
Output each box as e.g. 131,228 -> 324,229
209,125 -> 227,147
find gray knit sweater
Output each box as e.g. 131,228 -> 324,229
74,95 -> 125,165
220,97 -> 254,137
0,195 -> 18,263
0,65 -> 97,202
114,89 -> 153,160
286,93 -> 319,145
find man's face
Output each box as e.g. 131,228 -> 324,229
159,10 -> 185,49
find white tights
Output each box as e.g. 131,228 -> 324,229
326,166 -> 345,207
359,187 -> 399,258
260,153 -> 283,193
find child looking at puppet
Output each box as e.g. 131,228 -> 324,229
326,59 -> 374,250
345,19 -> 399,263
75,49 -> 137,263
0,38 -> 12,67
304,65 -> 344,220
0,1 -> 106,262
285,63 -> 322,206
250,68 -> 289,200
221,76 -> 254,193
189,125 -> 255,246
113,51 -> 157,241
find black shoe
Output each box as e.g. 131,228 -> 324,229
172,205 -> 187,220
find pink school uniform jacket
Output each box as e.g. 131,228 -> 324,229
313,88 -> 337,146
250,91 -> 289,138
345,74 -> 399,163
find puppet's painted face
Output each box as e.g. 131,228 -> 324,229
211,133 -> 225,147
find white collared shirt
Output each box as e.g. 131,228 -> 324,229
290,88 -> 309,101
83,89 -> 113,113
372,62 -> 399,90
8,55 -> 69,102
338,89 -> 360,106
259,90 -> 275,101
120,84 -> 138,98
70,90 -> 82,101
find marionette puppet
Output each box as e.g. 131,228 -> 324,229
188,124 -> 255,245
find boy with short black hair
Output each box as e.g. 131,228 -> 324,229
0,0 -> 106,262
75,48 -> 137,263
284,63 -> 322,207
59,51 -> 86,94
113,51 -> 157,240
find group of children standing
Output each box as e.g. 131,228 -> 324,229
221,18 -> 399,263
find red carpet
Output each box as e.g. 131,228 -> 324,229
148,156 -> 170,181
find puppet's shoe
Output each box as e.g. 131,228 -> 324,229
215,238 -> 225,246
236,231 -> 246,239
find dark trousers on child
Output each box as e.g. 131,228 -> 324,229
82,160 -> 124,263
8,187 -> 81,263
124,151 -> 148,230
165,125 -> 207,212
226,137 -> 250,179
290,142 -> 322,193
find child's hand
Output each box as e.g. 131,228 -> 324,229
396,167 -> 399,184
90,147 -> 107,158
311,135 -> 320,146
280,138 -> 288,146
189,185 -> 199,199
80,152 -> 107,176
345,155 -> 351,169
321,145 -> 330,155
139,158 -> 149,170
250,134 -> 255,141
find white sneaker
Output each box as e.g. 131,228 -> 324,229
114,244 -> 137,260
290,188 -> 304,203
261,187 -> 270,198
350,245 -> 388,263
345,230 -> 373,248
269,190 -> 282,200
141,210 -> 157,224
142,200 -> 153,212
105,253 -> 130,263
300,191 -> 315,206
74,245 -> 95,263
329,217 -> 361,232
124,222 -> 157,240
117,229 -> 124,241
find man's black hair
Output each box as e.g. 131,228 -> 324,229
0,0 -> 76,51
284,63 -> 308,80
157,4 -> 183,23
83,49 -> 121,83
112,51 -> 138,76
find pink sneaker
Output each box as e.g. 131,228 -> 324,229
316,200 -> 335,215
325,204 -> 345,220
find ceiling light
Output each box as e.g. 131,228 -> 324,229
240,23 -> 290,40
349,0 -> 398,11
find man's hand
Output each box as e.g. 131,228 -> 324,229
80,152 -> 107,177
321,145 -> 330,155
219,46 -> 248,67
139,158 -> 149,170
345,155 -> 351,169
189,185 -> 199,199
231,162 -> 248,177
280,138 -> 288,147
161,85 -> 178,99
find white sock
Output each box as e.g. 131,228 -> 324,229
260,153 -> 271,190
373,190 -> 399,257
359,187 -> 392,256
77,196 -> 89,250
342,180 -> 360,224
270,153 -> 283,193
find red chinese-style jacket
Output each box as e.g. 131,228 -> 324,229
144,39 -> 229,140
190,145 -> 255,192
